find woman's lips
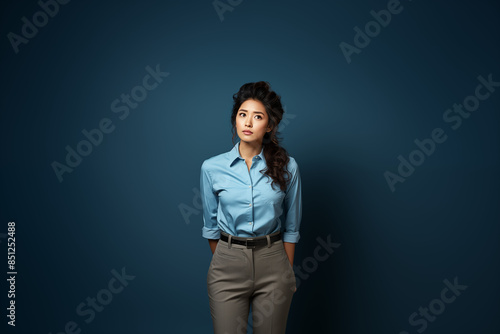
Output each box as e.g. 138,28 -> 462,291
243,131 -> 253,135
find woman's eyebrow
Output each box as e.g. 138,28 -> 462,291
239,109 -> 265,115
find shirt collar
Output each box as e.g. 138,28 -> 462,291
229,141 -> 265,167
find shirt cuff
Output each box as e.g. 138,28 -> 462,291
282,231 -> 300,243
202,227 -> 220,240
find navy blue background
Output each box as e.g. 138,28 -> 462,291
1,0 -> 499,333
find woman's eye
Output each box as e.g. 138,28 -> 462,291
238,113 -> 262,119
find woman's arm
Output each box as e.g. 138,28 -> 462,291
208,239 -> 219,254
284,241 -> 297,292
283,242 -> 295,265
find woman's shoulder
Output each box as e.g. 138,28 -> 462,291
201,150 -> 231,171
286,155 -> 299,172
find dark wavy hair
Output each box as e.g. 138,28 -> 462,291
230,81 -> 292,192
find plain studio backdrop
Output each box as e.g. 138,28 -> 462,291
1,0 -> 499,333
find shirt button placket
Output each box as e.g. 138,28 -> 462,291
248,166 -> 254,232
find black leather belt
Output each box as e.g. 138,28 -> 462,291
220,232 -> 281,248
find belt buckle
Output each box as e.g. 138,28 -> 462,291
245,239 -> 256,249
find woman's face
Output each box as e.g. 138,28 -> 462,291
236,99 -> 271,144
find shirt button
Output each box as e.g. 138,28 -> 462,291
249,203 -> 252,207
248,222 -> 252,225
249,185 -> 251,188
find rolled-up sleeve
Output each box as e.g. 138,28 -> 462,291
200,161 -> 220,239
282,158 -> 302,243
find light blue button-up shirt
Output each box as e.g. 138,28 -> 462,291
200,141 -> 302,243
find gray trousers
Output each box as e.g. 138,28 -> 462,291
207,231 -> 296,334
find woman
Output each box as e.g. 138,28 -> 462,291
200,81 -> 302,334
